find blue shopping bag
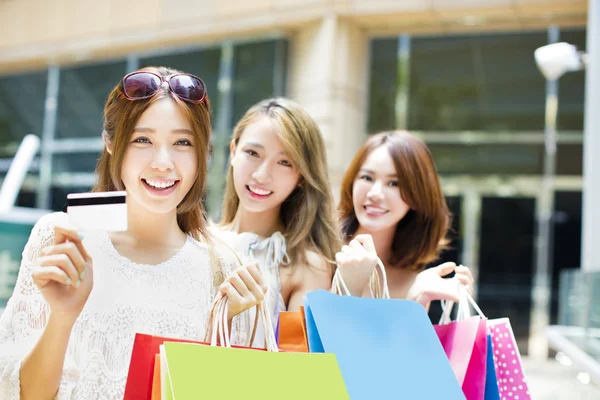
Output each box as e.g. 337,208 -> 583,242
304,290 -> 465,400
484,334 -> 501,400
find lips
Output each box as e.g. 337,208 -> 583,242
364,205 -> 388,217
143,178 -> 178,190
142,178 -> 180,196
246,184 -> 273,199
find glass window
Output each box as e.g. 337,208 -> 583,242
0,220 -> 37,307
56,60 -> 126,138
51,185 -> 93,212
551,191 -> 582,325
140,48 -> 222,123
558,28 -> 586,131
408,31 -> 547,131
368,38 -> 398,134
557,143 -> 583,175
231,40 -> 285,126
429,144 -> 543,175
53,152 -> 100,174
0,70 -> 47,148
478,197 -> 536,354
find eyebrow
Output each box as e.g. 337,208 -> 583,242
359,168 -> 397,178
133,127 -> 194,135
242,141 -> 286,155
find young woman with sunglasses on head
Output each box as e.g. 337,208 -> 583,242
212,98 -> 342,345
0,67 -> 265,399
334,131 -> 473,308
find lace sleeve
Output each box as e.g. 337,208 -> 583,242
0,212 -> 78,399
210,240 -> 251,347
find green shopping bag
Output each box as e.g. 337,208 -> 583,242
159,294 -> 349,399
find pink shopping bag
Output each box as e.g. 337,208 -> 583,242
487,318 -> 531,400
435,316 -> 487,400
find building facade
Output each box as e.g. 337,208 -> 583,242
0,0 -> 588,358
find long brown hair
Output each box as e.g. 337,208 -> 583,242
93,66 -> 212,239
220,98 -> 342,268
339,131 -> 450,271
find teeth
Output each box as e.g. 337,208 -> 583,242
366,206 -> 387,213
248,185 -> 272,196
146,179 -> 176,189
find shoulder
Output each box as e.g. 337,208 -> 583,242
22,212 -> 69,262
291,250 -> 333,290
29,211 -> 71,243
32,211 -> 69,233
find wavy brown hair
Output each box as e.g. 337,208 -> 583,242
93,66 -> 212,239
339,131 -> 450,271
220,98 -> 342,268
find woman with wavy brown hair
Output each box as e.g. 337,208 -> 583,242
335,131 -> 473,308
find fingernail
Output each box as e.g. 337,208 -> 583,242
77,233 -> 85,240
66,278 -> 72,286
75,280 -> 81,289
80,270 -> 86,280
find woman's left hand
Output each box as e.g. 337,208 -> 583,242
219,264 -> 268,321
407,262 -> 474,308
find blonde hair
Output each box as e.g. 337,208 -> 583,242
220,98 -> 342,268
94,66 -> 212,239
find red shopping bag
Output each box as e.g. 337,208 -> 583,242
123,333 -> 212,400
124,295 -> 264,399
487,318 -> 531,399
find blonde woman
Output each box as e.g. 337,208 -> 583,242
213,98 -> 342,345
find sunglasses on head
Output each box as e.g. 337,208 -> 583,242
121,71 -> 207,104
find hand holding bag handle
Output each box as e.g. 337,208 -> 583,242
331,258 -> 390,299
439,280 -> 486,324
206,292 -> 279,352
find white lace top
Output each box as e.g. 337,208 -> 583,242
0,212 -> 249,400
211,228 -> 288,348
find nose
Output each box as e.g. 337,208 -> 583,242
251,161 -> 272,184
151,145 -> 175,172
367,180 -> 384,202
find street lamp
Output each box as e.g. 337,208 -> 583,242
534,42 -> 587,80
529,41 -> 587,359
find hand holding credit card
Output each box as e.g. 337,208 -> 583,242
67,191 -> 128,232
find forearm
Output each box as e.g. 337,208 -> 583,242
20,313 -> 75,400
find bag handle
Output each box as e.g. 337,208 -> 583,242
331,258 -> 390,299
205,292 -> 279,352
439,280 -> 486,324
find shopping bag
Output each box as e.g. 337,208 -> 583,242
435,287 -> 488,400
160,342 -> 348,399
277,308 -> 308,352
124,294 -> 262,399
150,354 -> 161,400
488,318 -> 531,399
434,316 -> 480,384
124,333 -> 208,400
484,334 -> 501,400
160,294 -> 349,399
304,290 -> 464,400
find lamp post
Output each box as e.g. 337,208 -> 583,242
531,39 -> 587,359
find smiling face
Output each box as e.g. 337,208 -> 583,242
118,97 -> 198,216
229,116 -> 301,216
352,145 -> 411,236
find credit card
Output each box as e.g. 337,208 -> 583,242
67,191 -> 127,232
